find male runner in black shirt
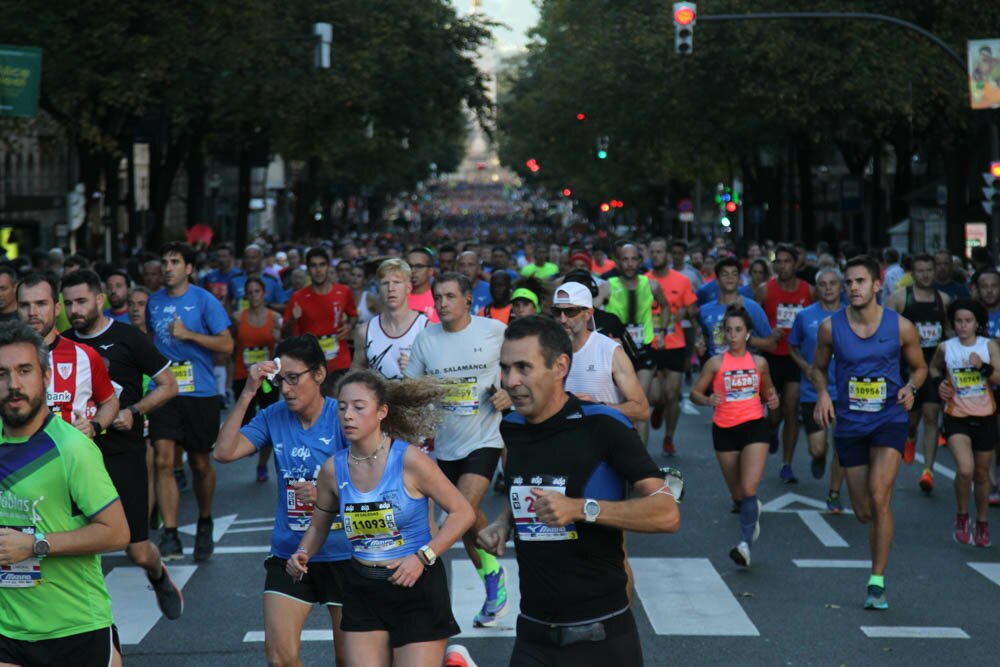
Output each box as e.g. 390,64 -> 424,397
478,315 -> 679,667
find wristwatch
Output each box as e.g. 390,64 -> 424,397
88,420 -> 104,436
418,545 -> 437,566
33,531 -> 50,559
583,498 -> 601,523
128,405 -> 142,419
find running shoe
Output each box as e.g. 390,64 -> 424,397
768,433 -> 779,454
729,541 -> 751,567
975,521 -> 991,548
990,486 -> 1000,507
826,492 -> 844,515
158,531 -> 183,561
863,585 -> 889,610
474,567 -> 508,627
174,467 -> 189,491
954,513 -> 973,545
256,465 -> 269,483
902,437 -> 916,465
662,435 -> 676,456
779,464 -> 798,484
937,433 -> 947,447
194,519 -> 214,562
444,644 -> 478,667
650,405 -> 664,429
811,455 -> 826,480
149,564 -> 185,620
919,468 -> 934,494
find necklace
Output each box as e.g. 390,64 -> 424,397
349,433 -> 388,465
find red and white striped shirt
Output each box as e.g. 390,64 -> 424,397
47,335 -> 116,424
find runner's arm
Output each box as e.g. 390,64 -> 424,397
928,344 -> 946,380
899,317 -> 928,390
351,321 -> 370,370
132,365 -> 179,416
689,356 -> 719,406
0,500 -> 130,563
788,343 -> 809,373
178,326 -> 234,354
213,361 -> 275,462
406,446 -> 475,561
293,458 -> 340,558
534,475 -> 679,533
605,346 -> 650,421
885,288 -> 904,314
89,394 -> 120,433
984,339 -> 1000,385
807,320 -> 833,394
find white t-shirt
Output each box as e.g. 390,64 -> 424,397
405,316 -> 506,460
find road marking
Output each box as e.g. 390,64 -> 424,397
861,626 -> 968,639
631,558 -> 759,636
106,565 -> 197,644
227,526 -> 275,534
243,630 -> 331,643
451,559 -> 520,638
763,492 -> 831,512
214,545 -> 271,554
793,559 -> 871,568
968,562 -> 1000,586
796,511 -> 848,547
914,453 -> 956,481
179,513 -> 238,542
232,517 -> 275,525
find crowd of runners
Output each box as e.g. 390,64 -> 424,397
0,231 -> 993,666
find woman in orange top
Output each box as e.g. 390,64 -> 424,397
233,276 -> 283,482
691,306 -> 779,568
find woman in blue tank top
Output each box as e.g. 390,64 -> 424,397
288,370 -> 474,666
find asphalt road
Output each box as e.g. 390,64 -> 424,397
111,396 -> 1000,666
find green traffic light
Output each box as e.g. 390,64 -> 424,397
597,150 -> 608,160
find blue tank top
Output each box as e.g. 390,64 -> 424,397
334,440 -> 432,562
831,308 -> 907,435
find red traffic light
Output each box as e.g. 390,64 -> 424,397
526,158 -> 540,173
599,202 -> 611,213
991,161 -> 1000,179
562,188 -> 573,197
609,199 -> 624,208
673,4 -> 696,26
725,201 -> 738,213
576,113 -> 586,121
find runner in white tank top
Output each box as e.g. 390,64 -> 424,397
566,331 -> 624,405
365,312 -> 428,379
352,259 -> 428,379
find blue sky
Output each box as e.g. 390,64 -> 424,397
453,0 -> 539,51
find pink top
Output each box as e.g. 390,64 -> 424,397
712,351 -> 764,428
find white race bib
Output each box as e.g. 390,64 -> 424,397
509,476 -> 578,542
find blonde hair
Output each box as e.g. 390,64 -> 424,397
376,258 -> 412,283
337,370 -> 445,443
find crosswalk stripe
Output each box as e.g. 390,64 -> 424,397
631,557 -> 759,636
861,626 -> 968,639
968,562 -> 1000,586
793,559 -> 871,568
451,559 -> 520,637
106,565 -> 197,644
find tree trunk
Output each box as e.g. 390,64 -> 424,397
797,141 -> 815,247
235,145 -> 251,252
186,135 -> 205,231
148,135 -> 189,250
126,139 -> 138,254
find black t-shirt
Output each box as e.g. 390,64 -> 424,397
65,319 -> 170,453
0,310 -> 18,323
501,394 -> 661,623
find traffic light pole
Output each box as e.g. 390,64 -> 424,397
992,117 -> 1000,260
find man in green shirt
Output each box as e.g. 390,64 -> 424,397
0,320 -> 130,666
520,244 -> 559,281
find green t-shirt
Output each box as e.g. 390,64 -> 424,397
0,415 -> 120,640
520,262 -> 559,280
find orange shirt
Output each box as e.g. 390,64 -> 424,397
234,309 -> 276,380
646,269 -> 696,350
478,302 -> 511,324
284,284 -> 357,370
408,289 -> 439,323
712,351 -> 765,428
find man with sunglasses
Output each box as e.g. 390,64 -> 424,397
406,248 -> 439,323
283,247 -> 357,395
147,242 -> 234,562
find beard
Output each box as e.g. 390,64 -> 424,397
1,391 -> 46,428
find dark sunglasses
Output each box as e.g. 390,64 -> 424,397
551,306 -> 586,319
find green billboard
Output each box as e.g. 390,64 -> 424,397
0,45 -> 42,118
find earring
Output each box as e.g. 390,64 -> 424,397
746,334 -> 751,341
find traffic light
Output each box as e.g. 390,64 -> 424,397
673,2 -> 696,55
599,202 -> 611,213
596,135 -> 610,160
562,188 -> 573,197
982,161 -> 1000,215
576,112 -> 586,121
725,201 -> 738,213
526,158 -> 540,173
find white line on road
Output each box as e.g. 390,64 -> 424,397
793,559 -> 871,568
451,559 -> 520,637
861,626 -> 968,639
914,453 -> 956,481
232,517 -> 275,525
968,562 -> 1000,586
178,514 -> 238,541
631,558 -> 759,636
243,630 -> 331,643
227,526 -> 275,534
106,565 -> 197,644
796,511 -> 849,547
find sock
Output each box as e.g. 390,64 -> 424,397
164,527 -> 177,535
475,548 -> 500,581
198,516 -> 213,526
150,566 -> 166,584
213,366 -> 227,397
740,494 -> 759,544
868,574 -> 884,589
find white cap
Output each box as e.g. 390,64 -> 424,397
552,281 -> 593,309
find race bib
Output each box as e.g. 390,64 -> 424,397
916,322 -> 943,348
285,481 -> 342,532
626,324 -> 645,347
723,369 -> 758,402
170,362 -> 195,393
953,367 -> 987,398
319,335 -> 339,361
243,347 -> 268,367
343,501 -> 404,553
848,376 -> 887,412
509,476 -> 578,542
0,526 -> 42,588
442,377 -> 479,416
776,303 -> 803,329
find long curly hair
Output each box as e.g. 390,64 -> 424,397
336,370 -> 446,443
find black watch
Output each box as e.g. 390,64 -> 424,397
88,420 -> 104,435
127,405 -> 142,418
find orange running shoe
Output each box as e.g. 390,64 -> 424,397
919,468 -> 934,494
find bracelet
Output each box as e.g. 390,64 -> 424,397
295,548 -> 309,556
906,382 -> 918,394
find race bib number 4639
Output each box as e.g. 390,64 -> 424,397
509,476 -> 578,542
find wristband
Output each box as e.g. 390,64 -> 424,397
295,547 -> 309,557
128,405 -> 142,418
906,382 -> 918,394
89,420 -> 104,435
981,363 -> 994,379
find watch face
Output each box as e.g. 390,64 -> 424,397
34,539 -> 50,556
585,500 -> 599,518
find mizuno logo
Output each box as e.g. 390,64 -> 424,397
99,344 -> 114,350
184,306 -> 195,311
318,437 -> 333,445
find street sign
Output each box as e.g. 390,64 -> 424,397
968,39 -> 1000,110
0,45 -> 42,118
679,211 -> 694,222
677,197 -> 694,212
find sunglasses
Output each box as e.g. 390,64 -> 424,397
551,306 -> 586,319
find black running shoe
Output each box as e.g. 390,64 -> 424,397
158,531 -> 183,561
150,564 -> 185,620
194,519 -> 214,562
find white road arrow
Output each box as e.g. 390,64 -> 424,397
762,492 -> 851,548
179,513 -> 238,542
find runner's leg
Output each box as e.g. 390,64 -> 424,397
263,593 -> 314,667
